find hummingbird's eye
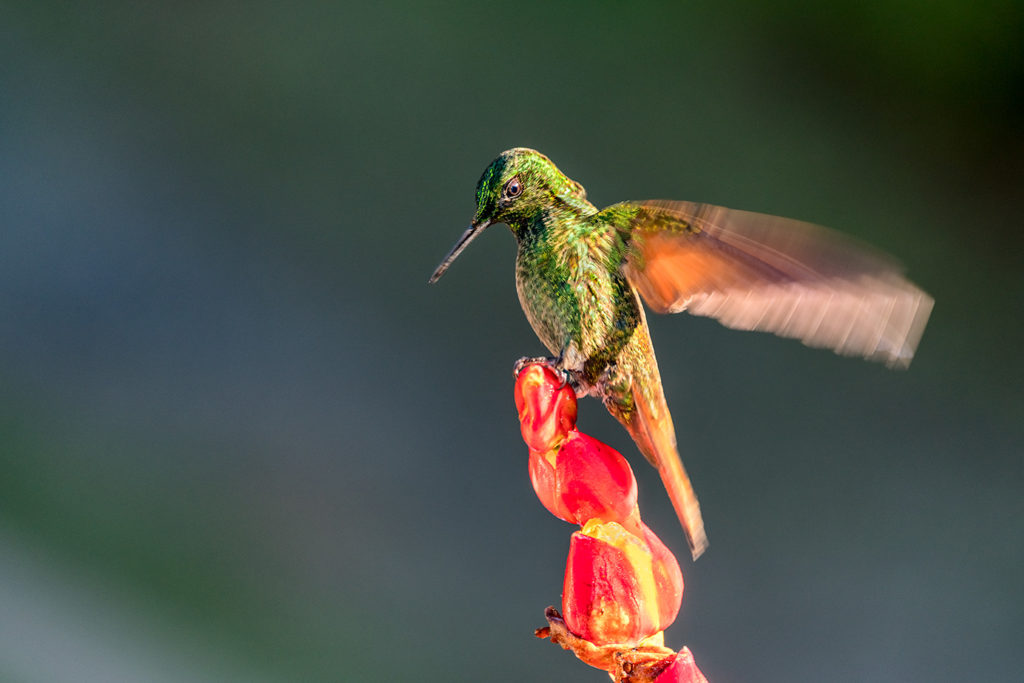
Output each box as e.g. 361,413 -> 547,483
504,177 -> 523,199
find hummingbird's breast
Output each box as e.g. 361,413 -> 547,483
514,217 -> 642,380
514,245 -> 576,359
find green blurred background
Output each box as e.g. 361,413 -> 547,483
1,2 -> 1021,681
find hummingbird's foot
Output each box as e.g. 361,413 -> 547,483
513,356 -> 590,397
513,356 -> 560,380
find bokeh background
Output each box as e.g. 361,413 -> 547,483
1,2 -> 1022,681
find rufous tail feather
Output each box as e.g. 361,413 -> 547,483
627,381 -> 709,560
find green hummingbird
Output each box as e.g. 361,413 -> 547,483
430,148 -> 932,560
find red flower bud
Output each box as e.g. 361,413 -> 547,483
652,647 -> 708,683
563,520 -> 682,647
528,432 -> 638,525
514,364 -> 577,452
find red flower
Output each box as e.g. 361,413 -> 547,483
563,519 -> 683,647
513,364 -> 576,453
528,431 -> 639,526
515,362 -> 704,681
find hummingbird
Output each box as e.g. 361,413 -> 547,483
429,148 -> 932,560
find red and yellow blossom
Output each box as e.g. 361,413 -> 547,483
563,519 -> 682,646
514,363 -> 708,682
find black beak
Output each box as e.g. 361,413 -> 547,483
428,220 -> 492,283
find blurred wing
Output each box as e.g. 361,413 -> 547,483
618,200 -> 933,368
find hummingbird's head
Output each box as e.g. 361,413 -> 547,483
429,148 -> 588,283
472,148 -> 587,229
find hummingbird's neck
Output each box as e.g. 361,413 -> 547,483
510,195 -> 597,243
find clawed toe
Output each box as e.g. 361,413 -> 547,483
512,356 -> 589,397
513,356 -> 560,380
